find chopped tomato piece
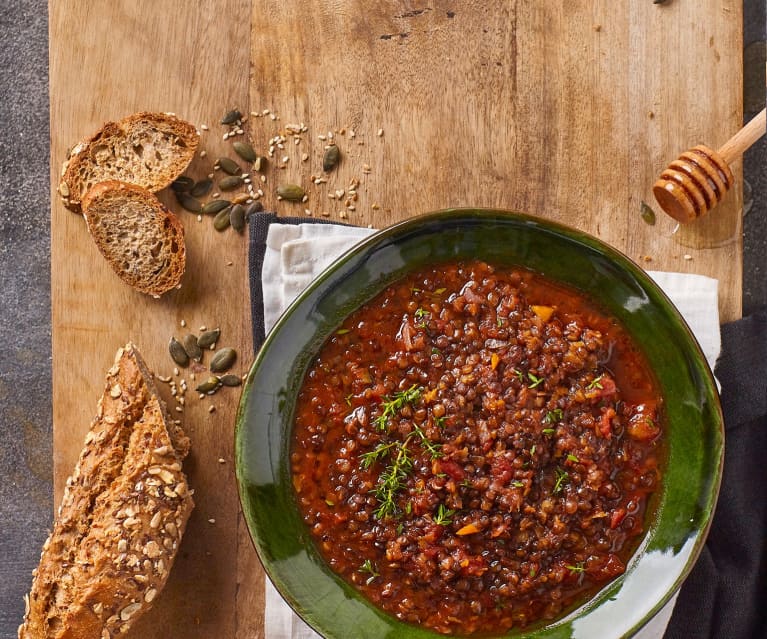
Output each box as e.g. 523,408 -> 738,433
456,522 -> 481,535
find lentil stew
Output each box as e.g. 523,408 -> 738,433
291,260 -> 664,636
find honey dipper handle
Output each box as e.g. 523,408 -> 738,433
717,108 -> 766,166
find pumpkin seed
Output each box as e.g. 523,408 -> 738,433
171,176 -> 194,192
640,201 -> 656,225
323,145 -> 340,172
182,334 -> 202,362
230,204 -> 245,232
245,201 -> 264,216
169,337 -> 189,367
221,109 -> 242,125
197,328 -> 221,349
214,208 -> 232,231
202,199 -> 231,215
209,347 -> 237,373
219,175 -> 244,191
220,374 -> 242,387
218,157 -> 241,176
277,184 -> 306,202
190,178 -> 213,198
195,376 -> 221,393
233,141 -> 257,163
175,192 -> 202,213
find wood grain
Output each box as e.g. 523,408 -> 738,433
49,1 -> 742,638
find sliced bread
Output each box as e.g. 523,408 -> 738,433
81,180 -> 186,297
59,112 -> 199,212
18,343 -> 193,639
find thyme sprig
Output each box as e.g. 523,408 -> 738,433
358,559 -> 380,585
553,467 -> 569,494
433,503 -> 455,526
373,385 -> 422,430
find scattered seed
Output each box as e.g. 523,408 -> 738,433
210,347 -> 237,373
183,334 -> 203,362
209,405 -> 216,413
244,201 -> 265,217
218,157 -> 242,175
683,254 -> 693,260
196,376 -> 221,393
230,204 -> 246,232
220,374 -> 243,387
377,128 -> 384,136
233,141 -> 257,162
169,338 -> 189,367
175,192 -> 202,213
197,328 -> 221,349
190,178 -> 213,198
323,145 -> 341,172
221,109 -> 242,125
640,201 -> 657,225
277,184 -> 306,202
254,156 -> 265,172
213,208 -> 232,231
180,319 -> 186,327
202,199 -> 231,215
219,175 -> 244,191
171,176 -> 194,192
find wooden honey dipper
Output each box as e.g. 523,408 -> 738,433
653,108 -> 766,223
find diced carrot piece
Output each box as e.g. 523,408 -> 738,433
423,388 -> 438,403
456,523 -> 481,536
531,305 -> 554,322
491,353 -> 500,370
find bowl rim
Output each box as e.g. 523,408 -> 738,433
235,207 -> 724,639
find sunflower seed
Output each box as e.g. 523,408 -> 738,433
175,192 -> 202,213
195,376 -> 221,393
202,199 -> 231,215
219,374 -> 243,387
169,338 -> 189,367
323,145 -> 340,172
197,328 -> 221,349
190,178 -> 213,198
276,184 -> 306,202
219,175 -> 244,191
230,204 -> 245,232
233,141 -> 257,163
218,157 -> 241,175
221,109 -> 242,125
210,347 -> 237,373
171,176 -> 194,192
182,334 -> 203,362
214,208 -> 232,231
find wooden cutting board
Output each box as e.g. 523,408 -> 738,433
49,2 -> 742,637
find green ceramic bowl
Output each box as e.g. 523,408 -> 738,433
236,209 -> 723,639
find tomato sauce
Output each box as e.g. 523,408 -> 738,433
290,261 -> 663,635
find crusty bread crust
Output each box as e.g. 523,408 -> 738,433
59,112 -> 199,212
81,181 -> 186,297
19,344 -> 194,639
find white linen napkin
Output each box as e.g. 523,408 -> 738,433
261,222 -> 721,639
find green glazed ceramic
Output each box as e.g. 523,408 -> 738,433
235,209 -> 724,639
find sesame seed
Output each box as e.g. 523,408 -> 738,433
173,367 -> 180,376
180,319 -> 186,327
209,405 -> 216,413
302,153 -> 309,162
683,254 -> 693,260
197,215 -> 202,222
218,458 -> 226,464
377,128 -> 384,137
200,124 -> 209,131
208,518 -> 216,524
200,150 -> 207,158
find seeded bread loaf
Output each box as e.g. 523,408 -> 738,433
59,112 -> 199,212
19,343 -> 194,639
81,181 -> 186,297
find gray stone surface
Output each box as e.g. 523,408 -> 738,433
0,1 -> 763,638
0,0 -> 51,636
